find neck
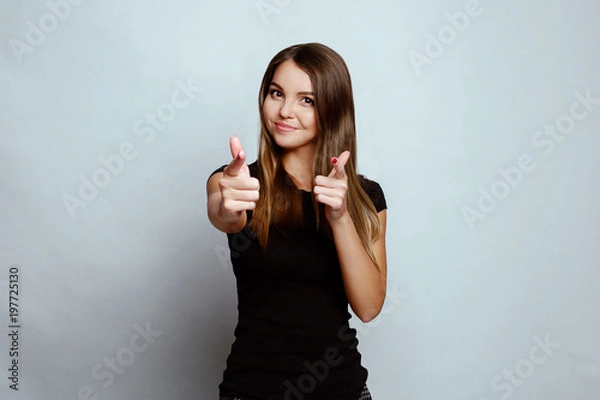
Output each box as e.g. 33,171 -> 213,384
281,146 -> 315,191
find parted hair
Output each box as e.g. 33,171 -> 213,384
248,42 -> 381,266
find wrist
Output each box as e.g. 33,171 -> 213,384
329,211 -> 352,230
215,198 -> 245,228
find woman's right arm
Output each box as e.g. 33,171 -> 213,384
206,136 -> 260,233
206,172 -> 247,233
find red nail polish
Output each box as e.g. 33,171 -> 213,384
332,157 -> 338,164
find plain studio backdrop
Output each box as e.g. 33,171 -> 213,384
1,1 -> 599,399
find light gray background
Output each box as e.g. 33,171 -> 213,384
1,1 -> 599,399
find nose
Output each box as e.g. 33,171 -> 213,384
279,99 -> 294,118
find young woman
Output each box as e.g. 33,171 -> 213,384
206,42 -> 387,400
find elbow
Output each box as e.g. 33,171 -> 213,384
356,305 -> 383,323
358,313 -> 377,323
352,279 -> 387,323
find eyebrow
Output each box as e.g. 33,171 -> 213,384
270,81 -> 314,96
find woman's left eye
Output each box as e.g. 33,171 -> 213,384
302,97 -> 314,105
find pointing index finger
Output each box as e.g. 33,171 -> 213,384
229,135 -> 244,159
225,135 -> 247,176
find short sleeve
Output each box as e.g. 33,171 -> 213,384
359,176 -> 387,212
208,164 -> 227,181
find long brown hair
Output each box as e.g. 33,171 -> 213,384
249,42 -> 381,266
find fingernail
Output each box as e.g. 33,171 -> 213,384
332,157 -> 338,164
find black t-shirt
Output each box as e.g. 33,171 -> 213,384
209,161 -> 387,400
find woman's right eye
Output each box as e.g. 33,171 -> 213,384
270,89 -> 282,97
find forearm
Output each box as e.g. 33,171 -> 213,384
330,213 -> 386,322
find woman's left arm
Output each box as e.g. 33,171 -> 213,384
313,151 -> 387,322
329,210 -> 387,323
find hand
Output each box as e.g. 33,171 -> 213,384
218,136 -> 260,222
313,150 -> 351,224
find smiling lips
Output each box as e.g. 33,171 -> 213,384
274,122 -> 296,132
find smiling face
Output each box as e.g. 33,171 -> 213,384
262,60 -> 318,154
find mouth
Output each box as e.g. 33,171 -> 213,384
274,122 -> 297,132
